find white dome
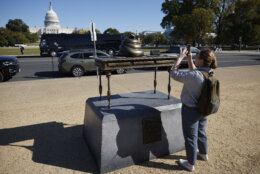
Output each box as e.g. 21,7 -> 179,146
44,2 -> 60,28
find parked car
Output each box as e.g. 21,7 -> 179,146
0,56 -> 20,82
161,46 -> 200,66
165,46 -> 200,56
58,49 -> 126,77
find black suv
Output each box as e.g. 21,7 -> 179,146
0,56 -> 20,82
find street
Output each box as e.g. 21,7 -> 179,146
9,52 -> 260,82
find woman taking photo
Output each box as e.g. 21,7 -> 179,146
171,47 -> 218,171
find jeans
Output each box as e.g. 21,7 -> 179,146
181,104 -> 208,165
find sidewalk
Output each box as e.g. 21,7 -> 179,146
215,50 -> 260,54
0,66 -> 259,174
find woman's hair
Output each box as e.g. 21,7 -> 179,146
198,49 -> 217,69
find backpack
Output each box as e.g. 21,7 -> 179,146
197,70 -> 220,116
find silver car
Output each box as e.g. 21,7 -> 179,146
58,49 -> 127,77
162,46 -> 200,66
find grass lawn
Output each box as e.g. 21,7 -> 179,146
0,47 -> 40,56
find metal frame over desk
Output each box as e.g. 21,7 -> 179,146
95,56 -> 177,108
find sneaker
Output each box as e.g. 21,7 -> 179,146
178,159 -> 195,172
197,151 -> 208,161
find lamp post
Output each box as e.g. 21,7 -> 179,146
239,36 -> 242,52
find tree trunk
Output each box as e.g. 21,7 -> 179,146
216,0 -> 226,45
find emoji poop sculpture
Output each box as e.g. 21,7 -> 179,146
118,34 -> 144,57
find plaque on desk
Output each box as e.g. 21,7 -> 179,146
142,116 -> 162,144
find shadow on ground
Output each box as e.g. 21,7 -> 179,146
34,71 -> 70,78
33,71 -> 124,79
0,121 -> 185,173
0,122 -> 98,173
17,56 -> 43,58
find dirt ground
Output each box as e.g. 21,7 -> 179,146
0,66 -> 259,174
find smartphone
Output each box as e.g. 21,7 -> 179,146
187,45 -> 191,56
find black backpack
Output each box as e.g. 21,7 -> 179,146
197,70 -> 220,116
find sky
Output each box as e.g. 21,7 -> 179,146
0,0 -> 166,33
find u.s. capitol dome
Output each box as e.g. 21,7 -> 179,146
29,2 -> 74,37
44,3 -> 60,28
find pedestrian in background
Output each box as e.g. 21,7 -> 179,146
20,46 -> 24,55
171,47 -> 218,172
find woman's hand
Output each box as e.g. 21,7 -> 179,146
171,48 -> 187,71
179,47 -> 188,59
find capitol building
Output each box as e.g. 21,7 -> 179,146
29,2 -> 74,37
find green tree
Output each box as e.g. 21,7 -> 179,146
72,28 -> 80,34
222,0 -> 260,44
122,31 -> 136,38
161,0 -> 215,45
95,29 -> 101,34
29,33 -> 39,43
79,30 -> 89,34
143,35 -> 156,44
73,29 -> 90,34
212,0 -> 237,44
103,28 -> 120,34
85,29 -> 101,35
12,32 -> 29,44
0,20 -> 38,46
157,34 -> 169,44
6,33 -> 16,46
0,27 -> 8,46
143,34 -> 169,45
191,8 -> 214,45
6,19 -> 29,32
24,32 -> 39,43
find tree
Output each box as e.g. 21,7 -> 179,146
142,33 -> 169,45
85,29 -> 101,35
222,0 -> 260,44
79,30 -> 89,34
0,19 -> 38,46
24,32 -> 39,43
72,28 -> 80,34
12,32 -> 29,44
0,27 -> 8,46
212,0 -> 237,45
6,19 -> 29,33
143,35 -> 156,45
6,34 -> 16,46
73,29 -> 89,34
29,33 -> 39,43
103,28 -> 120,34
157,34 -> 169,44
161,0 -> 215,45
191,8 -> 214,45
122,31 -> 136,38
95,29 -> 101,34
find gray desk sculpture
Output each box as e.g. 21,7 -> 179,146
83,55 -> 185,173
95,56 -> 177,108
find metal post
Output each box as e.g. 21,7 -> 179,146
52,56 -> 54,72
50,51 -> 56,72
106,71 -> 111,109
154,67 -> 157,94
239,36 -> 242,52
98,68 -> 102,101
167,67 -> 172,100
94,39 -> 97,57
